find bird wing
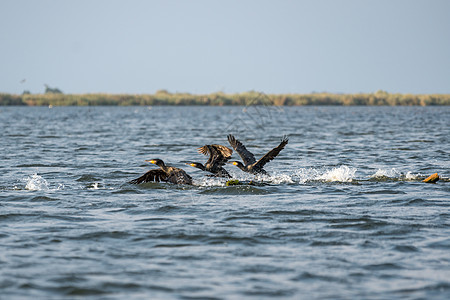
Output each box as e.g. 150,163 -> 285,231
198,144 -> 233,168
167,167 -> 193,184
253,136 -> 289,169
129,169 -> 168,184
211,144 -> 233,158
197,144 -> 232,157
227,135 -> 256,166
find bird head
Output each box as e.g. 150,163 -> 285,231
229,161 -> 244,168
146,159 -> 165,167
186,162 -> 205,171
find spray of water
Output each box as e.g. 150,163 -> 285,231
24,174 -> 64,191
315,165 -> 357,182
25,174 -> 50,191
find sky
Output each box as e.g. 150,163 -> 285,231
1,0 -> 449,95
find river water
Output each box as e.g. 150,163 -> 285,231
1,106 -> 449,299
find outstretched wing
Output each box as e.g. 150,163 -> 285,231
129,169 -> 168,184
253,136 -> 289,169
227,135 -> 256,166
197,144 -> 233,168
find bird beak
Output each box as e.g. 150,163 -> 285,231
146,160 -> 156,164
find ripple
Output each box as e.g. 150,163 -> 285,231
393,244 -> 419,252
328,216 -> 391,230
68,231 -> 133,241
30,195 -> 59,202
291,271 -> 343,283
76,174 -> 102,182
199,186 -> 269,195
363,262 -> 404,271
426,237 -> 450,250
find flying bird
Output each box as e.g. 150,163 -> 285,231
227,134 -> 288,175
187,144 -> 233,178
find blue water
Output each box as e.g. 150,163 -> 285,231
0,106 -> 449,299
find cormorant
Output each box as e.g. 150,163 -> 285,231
186,144 -> 233,178
227,134 -> 288,175
129,159 -> 193,185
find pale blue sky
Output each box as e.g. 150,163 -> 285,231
1,0 -> 449,95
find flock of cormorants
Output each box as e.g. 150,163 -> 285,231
129,134 -> 289,185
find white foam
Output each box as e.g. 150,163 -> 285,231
370,168 -> 401,178
266,172 -> 295,184
404,171 -> 418,180
292,168 -> 321,184
316,165 -> 356,182
196,177 -> 226,187
88,182 -> 100,190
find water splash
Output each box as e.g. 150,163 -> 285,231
316,165 -> 357,182
370,168 -> 401,179
88,182 -> 101,190
266,172 -> 295,184
24,174 -> 64,191
404,171 -> 419,181
196,177 -> 227,187
293,168 -> 321,184
25,174 -> 50,191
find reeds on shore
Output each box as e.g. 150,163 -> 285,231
1,90 -> 449,106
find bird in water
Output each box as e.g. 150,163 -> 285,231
227,134 -> 289,175
129,159 -> 193,185
186,144 -> 233,178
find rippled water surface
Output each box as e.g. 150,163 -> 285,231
1,106 -> 449,299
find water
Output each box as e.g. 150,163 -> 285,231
1,106 -> 449,299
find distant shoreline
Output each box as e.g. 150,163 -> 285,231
1,91 -> 449,106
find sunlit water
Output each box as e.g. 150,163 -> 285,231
0,106 -> 449,299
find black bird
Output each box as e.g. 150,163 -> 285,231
186,144 -> 233,178
129,159 -> 193,185
227,134 -> 288,175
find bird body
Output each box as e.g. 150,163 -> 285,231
227,135 -> 288,175
130,159 -> 193,185
187,144 -> 233,178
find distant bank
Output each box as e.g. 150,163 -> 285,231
1,91 -> 449,106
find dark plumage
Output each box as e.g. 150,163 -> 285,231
186,144 -> 233,178
227,134 -> 288,175
129,159 -> 193,185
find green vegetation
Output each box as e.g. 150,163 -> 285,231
1,90 -> 449,106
